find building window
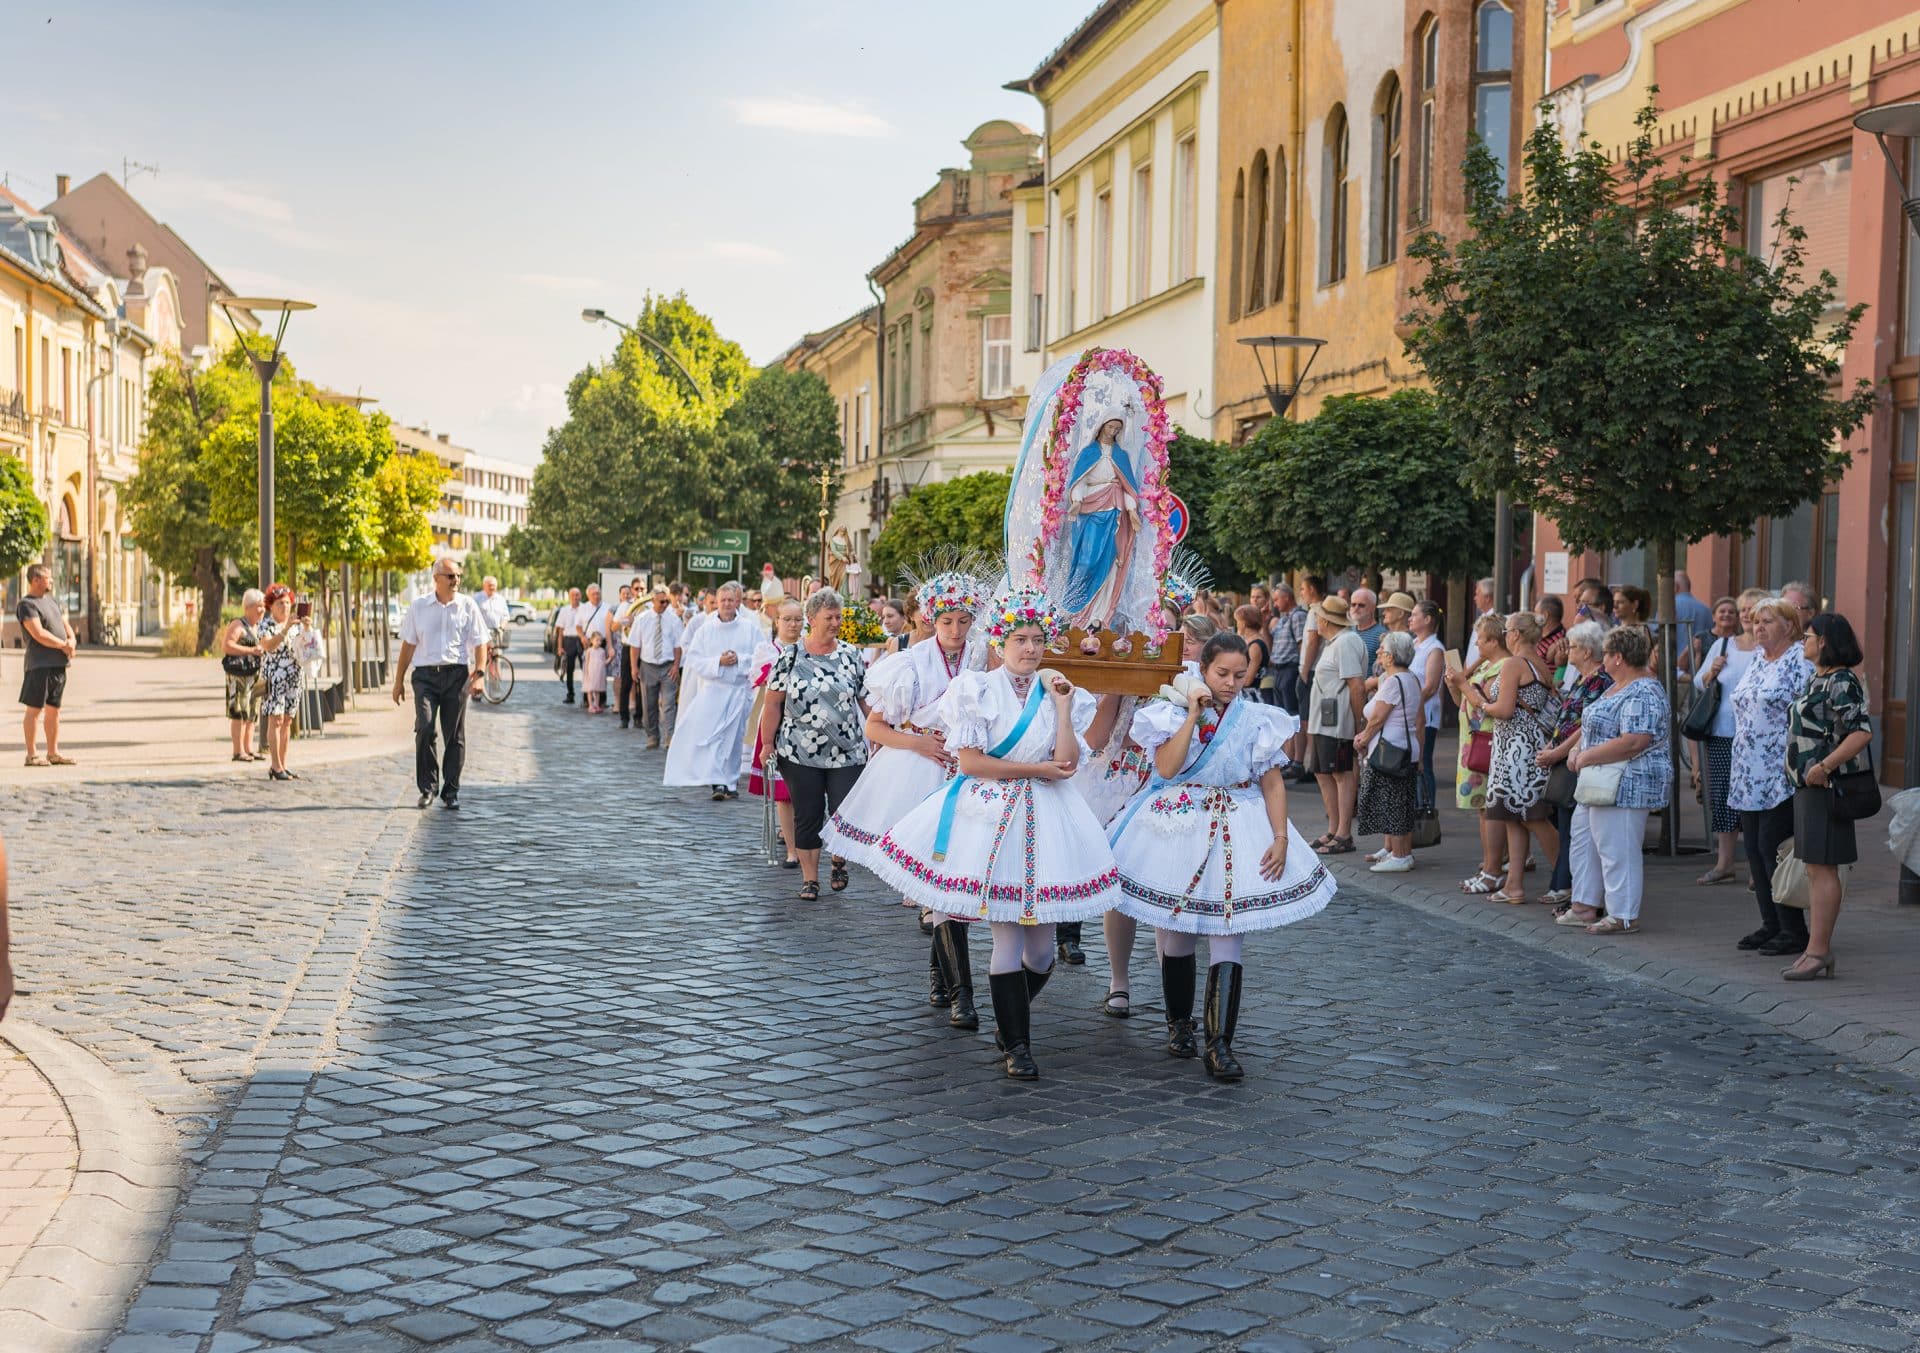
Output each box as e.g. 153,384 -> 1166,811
1415,17 -> 1438,223
62,349 -> 72,423
1372,75 -> 1403,266
1174,135 -> 1198,284
1228,170 -> 1246,323
1322,105 -> 1350,285
1025,229 -> 1046,351
982,314 -> 1012,398
1246,151 -> 1271,314
901,327 -> 913,413
1060,212 -> 1078,336
1270,150 -> 1288,306
1130,161 -> 1153,305
1472,0 -> 1514,190
1093,189 -> 1114,320
885,329 -> 897,419
1746,152 -> 1853,324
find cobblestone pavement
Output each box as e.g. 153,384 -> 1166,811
8,671 -> 1919,1352
0,1046 -> 77,1282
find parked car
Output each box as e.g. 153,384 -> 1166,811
544,609 -> 561,655
507,600 -> 534,625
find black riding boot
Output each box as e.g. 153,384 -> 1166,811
1161,951 -> 1198,1058
933,922 -> 978,1030
1057,922 -> 1085,965
927,938 -> 951,1009
1203,961 -> 1245,1082
988,971 -> 1038,1080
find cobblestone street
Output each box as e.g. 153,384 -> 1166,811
5,671 -> 1918,1352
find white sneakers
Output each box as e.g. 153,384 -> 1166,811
1369,854 -> 1414,874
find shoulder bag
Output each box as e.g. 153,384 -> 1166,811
1829,745 -> 1882,822
221,622 -> 261,677
1573,760 -> 1624,807
1367,674 -> 1419,780
1681,637 -> 1729,742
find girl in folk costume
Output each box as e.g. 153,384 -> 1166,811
746,599 -> 804,868
823,565 -> 992,1031
872,589 -> 1119,1081
1109,632 -> 1337,1080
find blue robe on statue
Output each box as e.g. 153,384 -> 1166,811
1061,441 -> 1141,618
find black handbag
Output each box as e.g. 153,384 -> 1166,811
1681,637 -> 1727,742
1828,747 -> 1882,823
1367,674 -> 1418,780
1543,762 -> 1578,808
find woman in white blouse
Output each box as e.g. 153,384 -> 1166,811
1727,597 -> 1813,957
1688,591 -> 1762,885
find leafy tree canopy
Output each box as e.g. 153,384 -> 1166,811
0,453 -> 48,583
869,471 -> 1013,588
717,365 -> 843,578
1402,94 -> 1875,596
1209,391 -> 1490,580
1164,430 -> 1254,592
366,448 -> 447,574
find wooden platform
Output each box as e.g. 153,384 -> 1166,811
1048,628 -> 1182,697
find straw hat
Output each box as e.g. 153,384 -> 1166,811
1381,591 -> 1418,616
1318,596 -> 1353,627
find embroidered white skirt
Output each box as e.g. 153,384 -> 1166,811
1110,783 -> 1335,936
870,775 -> 1120,924
822,745 -> 949,868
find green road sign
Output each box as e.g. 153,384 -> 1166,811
691,529 -> 750,554
686,551 -> 735,573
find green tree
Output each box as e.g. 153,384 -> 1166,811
462,543 -> 531,594
525,294 -> 754,579
718,365 -> 842,578
869,470 -> 1013,586
1403,94 -> 1876,626
123,349 -> 262,653
0,454 -> 49,584
500,523 -> 577,592
1209,391 -> 1491,580
366,447 -> 447,575
1164,429 -> 1253,591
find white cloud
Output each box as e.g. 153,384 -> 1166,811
726,95 -> 890,139
144,173 -> 336,251
506,272 -> 602,292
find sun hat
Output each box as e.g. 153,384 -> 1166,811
1381,591 -> 1418,616
1318,596 -> 1353,627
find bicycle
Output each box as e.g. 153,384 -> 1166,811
99,616 -> 122,647
482,629 -> 515,705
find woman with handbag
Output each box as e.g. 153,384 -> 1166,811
1533,622 -> 1611,909
1728,598 -> 1814,956
1782,613 -> 1876,981
219,589 -> 269,763
1448,612 -> 1561,905
1560,626 -> 1671,935
1687,593 -> 1762,885
1453,613 -> 1507,892
1354,633 -> 1423,873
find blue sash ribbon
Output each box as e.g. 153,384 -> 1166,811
931,680 -> 1048,861
1108,694 -> 1247,844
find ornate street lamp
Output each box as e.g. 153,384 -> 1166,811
1853,101 -> 1920,906
581,308 -> 707,399
219,297 -> 314,589
1237,335 -> 1326,418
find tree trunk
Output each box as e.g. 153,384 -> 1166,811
192,546 -> 226,655
1655,535 -> 1681,856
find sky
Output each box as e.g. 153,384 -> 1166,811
0,0 -> 1093,465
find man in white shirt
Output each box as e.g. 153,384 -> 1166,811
1463,576 -> 1497,669
472,577 -> 512,704
629,584 -> 686,749
613,577 -> 647,729
664,582 -> 760,799
552,587 -> 583,704
391,556 -> 492,810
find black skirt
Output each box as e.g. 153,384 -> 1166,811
1792,785 -> 1857,867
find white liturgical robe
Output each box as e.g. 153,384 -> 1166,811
662,613 -> 762,787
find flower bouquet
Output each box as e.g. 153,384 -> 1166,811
839,600 -> 887,646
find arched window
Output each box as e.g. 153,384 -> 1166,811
1321,105 -> 1350,286
1371,75 -> 1403,266
1247,151 -> 1270,313
1228,170 -> 1246,322
1270,149 -> 1288,305
1415,17 -> 1438,223
1473,0 -> 1514,190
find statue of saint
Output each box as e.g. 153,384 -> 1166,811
1061,417 -> 1143,629
825,527 -> 853,593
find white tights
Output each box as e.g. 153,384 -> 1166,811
1154,929 -> 1244,967
987,920 -> 1058,976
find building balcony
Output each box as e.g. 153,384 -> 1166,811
0,389 -> 25,437
882,408 -> 932,458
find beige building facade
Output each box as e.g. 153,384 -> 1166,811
778,307 -> 878,566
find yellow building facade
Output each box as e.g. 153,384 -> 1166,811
779,308 -> 878,568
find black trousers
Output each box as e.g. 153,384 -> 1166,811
782,761 -> 864,851
560,636 -> 582,699
1742,801 -> 1807,940
616,644 -> 637,725
412,664 -> 470,798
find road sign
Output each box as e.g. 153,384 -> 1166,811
1167,492 -> 1191,545
687,551 -> 734,573
691,530 -> 750,554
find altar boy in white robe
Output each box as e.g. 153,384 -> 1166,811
664,582 -> 762,799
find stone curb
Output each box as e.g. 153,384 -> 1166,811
0,1021 -> 182,1353
1327,857 -> 1920,1083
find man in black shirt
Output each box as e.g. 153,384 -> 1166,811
16,564 -> 75,766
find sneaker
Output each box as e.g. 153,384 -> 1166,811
1369,854 -> 1414,874
1363,848 -> 1389,864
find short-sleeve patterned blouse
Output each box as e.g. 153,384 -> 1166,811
1787,668 -> 1873,788
1728,646 -> 1812,812
768,640 -> 870,769
1578,676 -> 1671,811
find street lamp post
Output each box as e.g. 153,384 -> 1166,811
1850,101 -> 1920,906
219,298 -> 315,588
581,309 -> 707,399
1237,335 -> 1326,421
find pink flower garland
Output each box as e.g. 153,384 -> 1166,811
1027,347 -> 1174,645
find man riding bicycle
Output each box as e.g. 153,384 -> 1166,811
474,576 -> 512,700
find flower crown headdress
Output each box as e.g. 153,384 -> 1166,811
1159,547 -> 1215,616
900,547 -> 994,620
985,587 -> 1067,649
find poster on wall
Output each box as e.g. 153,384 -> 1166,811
1543,551 -> 1570,597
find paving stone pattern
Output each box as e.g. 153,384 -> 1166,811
0,1046 -> 78,1282
12,675 -> 1920,1351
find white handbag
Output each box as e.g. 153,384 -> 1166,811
1573,761 -> 1625,807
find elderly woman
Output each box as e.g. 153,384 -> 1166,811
1559,625 -> 1671,935
1455,613 -> 1507,890
220,589 -> 269,763
1449,611 -> 1559,904
1728,597 -> 1814,956
1353,632 -> 1423,872
256,584 -> 312,783
1783,614 -> 1875,980
748,599 -> 805,868
1534,622 -> 1611,908
1408,600 -> 1446,814
757,588 -> 869,900
1688,594 -> 1757,885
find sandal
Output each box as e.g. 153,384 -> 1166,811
1694,867 -> 1736,885
1102,990 -> 1131,1019
1555,907 -> 1601,926
1586,916 -> 1638,936
1489,890 -> 1527,905
23,755 -> 48,767
798,880 -> 820,901
1314,836 -> 1354,855
1309,833 -> 1335,851
1460,871 -> 1500,894
46,753 -> 75,766
830,859 -> 849,892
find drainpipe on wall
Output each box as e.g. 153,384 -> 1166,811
866,275 -> 885,525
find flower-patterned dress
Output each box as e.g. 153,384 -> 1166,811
1728,647 -> 1812,813
259,618 -> 302,717
1110,696 -> 1335,936
872,668 -> 1119,924
1455,657 -> 1502,810
767,641 -> 870,770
